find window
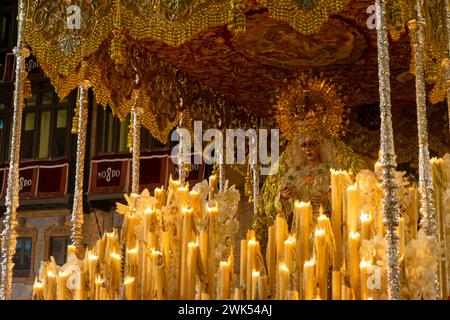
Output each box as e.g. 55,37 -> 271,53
20,86 -> 72,160
49,236 -> 70,266
13,237 -> 32,278
141,128 -> 168,152
97,106 -> 130,154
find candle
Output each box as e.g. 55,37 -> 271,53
246,240 -> 257,300
74,269 -> 85,300
360,260 -> 369,300
275,215 -> 288,263
294,202 -> 312,273
206,202 -> 219,298
189,190 -> 201,218
284,236 -> 296,271
154,187 -> 166,209
303,260 -> 315,300
180,207 -> 194,299
219,261 -> 231,299
94,275 -> 104,300
126,214 -> 137,249
266,225 -> 276,296
286,290 -> 299,300
32,280 -> 44,300
56,271 -> 69,300
177,184 -> 190,208
126,245 -> 138,277
314,228 -> 327,300
95,237 -> 106,262
360,213 -> 372,241
240,239 -> 247,290
167,175 -> 181,204
209,175 -> 218,199
109,252 -> 121,297
199,230 -> 208,292
45,271 -> 57,300
397,217 -> 405,259
332,271 -> 341,300
233,288 -> 242,300
143,207 -> 156,240
347,184 -> 361,235
155,264 -> 166,300
88,253 -> 98,299
251,270 -> 259,300
349,231 -> 361,300
278,262 -> 290,300
257,275 -> 268,300
124,276 -> 135,300
151,249 -> 164,300
187,242 -> 199,300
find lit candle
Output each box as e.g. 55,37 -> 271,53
209,175 -> 218,199
167,175 -> 181,204
56,271 -> 69,300
189,190 -> 201,218
278,262 -> 290,300
233,288 -> 242,300
124,276 -> 136,300
109,252 -> 121,297
187,242 -> 199,300
177,184 -> 190,208
45,271 -> 57,300
154,186 -> 166,209
74,268 -> 85,300
294,202 -> 312,276
349,231 -> 361,300
199,230 -> 208,293
283,236 -> 296,272
257,275 -> 268,300
126,214 -> 137,249
151,249 -> 164,300
360,260 -> 369,300
303,260 -> 315,300
94,275 -> 104,300
266,225 -> 276,296
126,245 -> 138,277
246,239 -> 257,300
181,207 -> 194,299
219,261 -> 231,299
347,184 -> 361,235
332,271 -> 341,300
240,239 -> 247,290
32,279 -> 44,300
251,270 -> 259,300
360,213 -> 372,241
275,215 -> 288,263
95,237 -> 106,262
314,228 -> 327,300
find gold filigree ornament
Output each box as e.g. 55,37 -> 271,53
275,74 -> 345,141
257,0 -> 351,35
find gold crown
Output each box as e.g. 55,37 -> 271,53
275,74 -> 345,140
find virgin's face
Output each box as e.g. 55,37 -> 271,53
300,137 -> 320,162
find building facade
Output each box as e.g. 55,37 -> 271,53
0,1 -> 209,299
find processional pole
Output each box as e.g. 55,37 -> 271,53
71,65 -> 91,258
445,0 -> 450,132
0,0 -> 26,300
375,0 -> 401,300
409,0 -> 439,299
131,90 -> 142,194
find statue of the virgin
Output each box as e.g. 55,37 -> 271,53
254,75 -> 366,247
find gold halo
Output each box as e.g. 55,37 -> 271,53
275,74 -> 345,141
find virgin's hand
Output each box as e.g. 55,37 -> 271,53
281,186 -> 295,199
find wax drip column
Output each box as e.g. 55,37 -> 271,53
375,0 -> 401,300
71,76 -> 91,258
252,164 -> 260,218
445,0 -> 450,132
410,0 -> 439,298
131,91 -> 142,194
0,0 -> 26,300
218,130 -> 225,190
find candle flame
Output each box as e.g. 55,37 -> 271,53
252,270 -> 260,277
206,201 -> 219,213
304,260 -> 315,267
294,201 -> 311,208
111,252 -> 121,260
34,282 -> 43,289
144,207 -> 154,214
124,276 -> 135,284
47,271 -> 56,278
284,236 -> 295,245
279,262 -> 289,272
88,253 -> 98,261
360,260 -> 369,268
360,212 -> 371,222
349,231 -> 360,239
315,228 -> 326,236
188,242 -> 199,248
58,271 -> 68,277
220,261 -> 230,268
181,206 -> 194,214
150,248 -> 162,256
127,246 -> 138,254
248,239 -> 258,246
